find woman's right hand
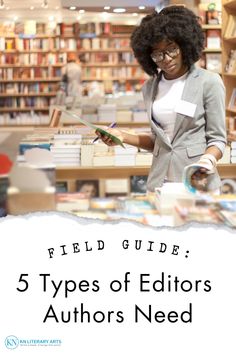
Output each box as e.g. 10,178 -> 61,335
95,128 -> 125,146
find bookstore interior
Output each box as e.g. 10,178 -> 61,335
0,0 -> 236,228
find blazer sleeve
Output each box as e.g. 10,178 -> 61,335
203,73 -> 227,154
141,78 -> 156,143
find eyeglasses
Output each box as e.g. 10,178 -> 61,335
151,46 -> 180,63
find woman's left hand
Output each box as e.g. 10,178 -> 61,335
190,154 -> 217,191
190,167 -> 209,191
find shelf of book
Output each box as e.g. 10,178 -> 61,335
226,108 -> 236,113
79,48 -> 133,53
81,77 -> 146,81
82,63 -> 140,67
0,21 -> 144,118
0,64 -> 63,68
198,3 -> 222,73
0,107 -> 50,112
202,24 -> 222,29
0,17 -> 224,123
0,78 -> 61,82
222,0 -> 236,140
0,122 -> 149,128
55,164 -> 236,181
223,72 -> 236,77
63,122 -> 149,127
223,37 -> 236,43
0,93 -> 56,97
203,48 -> 222,53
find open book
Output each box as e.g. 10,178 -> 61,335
182,162 -> 215,194
62,110 -> 125,148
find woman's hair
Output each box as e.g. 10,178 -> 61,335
130,6 -> 204,76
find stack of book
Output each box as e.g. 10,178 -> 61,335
135,151 -> 153,166
217,145 -> 231,164
97,104 -> 117,122
114,145 -> 138,166
116,109 -> 132,123
19,136 -> 51,155
213,195 -> 236,228
56,192 -> 90,212
224,50 -> 236,74
205,53 -> 222,73
93,152 -> 114,166
230,141 -> 236,163
70,194 -> 159,226
50,132 -> 82,166
132,100 -> 148,122
174,193 -> 236,229
206,29 -> 221,49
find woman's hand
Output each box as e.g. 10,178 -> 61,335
190,168 -> 209,191
190,154 -> 217,192
95,128 -> 125,146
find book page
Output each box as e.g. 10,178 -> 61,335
63,110 -> 125,148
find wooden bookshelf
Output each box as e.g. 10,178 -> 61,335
198,3 -> 222,73
56,164 -> 236,181
0,93 -> 56,97
0,107 -> 50,112
203,48 -> 222,53
63,122 -> 149,128
224,0 -> 236,10
202,24 -> 222,29
79,48 -> 133,53
55,164 -> 236,193
81,77 -> 146,81
0,21 -> 146,120
222,0 -> 236,134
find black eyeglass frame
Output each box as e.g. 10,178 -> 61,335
151,46 -> 180,63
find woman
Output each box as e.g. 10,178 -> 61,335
96,6 -> 226,192
61,52 -> 82,98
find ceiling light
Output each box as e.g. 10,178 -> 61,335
30,6 -> 34,10
0,0 -> 5,9
132,13 -> 138,16
139,6 -> 146,10
13,16 -> 18,21
101,11 -> 109,19
55,6 -> 59,10
6,6 -> 10,10
113,8 -> 126,13
79,9 -> 85,14
104,6 -> 110,10
69,6 -> 76,10
49,15 -> 54,21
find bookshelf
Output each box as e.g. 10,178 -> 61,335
222,0 -> 236,135
56,164 -> 236,180
197,2 -> 222,73
79,28 -> 148,93
0,21 -> 147,121
200,25 -> 222,74
0,32 -> 64,115
55,164 -> 236,192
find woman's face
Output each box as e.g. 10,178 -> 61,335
151,40 -> 187,79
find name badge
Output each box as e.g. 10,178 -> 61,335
174,100 -> 197,118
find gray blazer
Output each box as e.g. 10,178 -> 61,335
142,65 -> 227,192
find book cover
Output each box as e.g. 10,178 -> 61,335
63,110 -> 125,148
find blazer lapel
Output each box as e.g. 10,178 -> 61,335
171,66 -> 200,144
147,73 -> 172,147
